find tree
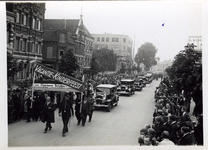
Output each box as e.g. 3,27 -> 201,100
166,43 -> 202,116
134,42 -> 157,71
119,63 -> 126,73
7,51 -> 23,89
90,48 -> 117,75
58,49 -> 79,77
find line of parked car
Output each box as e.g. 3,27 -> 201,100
93,74 -> 153,112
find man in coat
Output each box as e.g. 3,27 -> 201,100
59,94 -> 74,137
75,93 -> 82,125
42,96 -> 56,133
86,92 -> 95,122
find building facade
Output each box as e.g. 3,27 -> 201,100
6,2 -> 45,82
43,15 -> 94,73
92,33 -> 133,57
92,33 -> 133,71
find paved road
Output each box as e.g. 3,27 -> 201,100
8,80 -> 160,147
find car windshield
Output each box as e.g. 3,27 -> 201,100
96,88 -> 110,95
121,81 -> 133,85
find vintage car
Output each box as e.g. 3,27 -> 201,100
137,76 -> 147,87
117,79 -> 135,96
145,74 -> 153,84
134,79 -> 143,91
94,84 -> 119,112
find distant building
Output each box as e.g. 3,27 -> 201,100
6,2 -> 46,81
43,14 -> 94,73
151,59 -> 172,73
188,36 -> 202,51
92,33 -> 133,71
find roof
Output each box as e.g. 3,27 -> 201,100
44,19 -> 94,39
121,79 -> 134,82
43,30 -> 58,41
96,84 -> 117,88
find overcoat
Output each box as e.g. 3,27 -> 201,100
42,102 -> 56,123
59,99 -> 74,118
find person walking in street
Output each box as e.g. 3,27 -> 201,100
42,96 -> 56,134
75,93 -> 82,125
24,91 -> 34,123
87,92 -> 95,122
59,93 -> 74,137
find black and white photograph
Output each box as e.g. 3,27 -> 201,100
1,0 -> 207,150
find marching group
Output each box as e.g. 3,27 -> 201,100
8,83 -> 95,137
138,78 -> 203,146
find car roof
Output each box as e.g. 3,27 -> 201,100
121,79 -> 134,82
96,84 -> 117,88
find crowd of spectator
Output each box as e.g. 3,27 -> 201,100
138,78 -> 203,146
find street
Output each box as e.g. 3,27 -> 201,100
8,80 -> 160,147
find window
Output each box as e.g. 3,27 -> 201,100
47,47 -> 53,59
112,38 -> 115,42
59,33 -> 66,43
123,38 -> 126,43
59,50 -> 64,57
16,12 -> 20,23
15,37 -> 20,51
32,18 -> 36,29
27,42 -> 30,52
106,37 -> 109,42
37,20 -> 41,30
102,37 -> 105,42
32,42 -> 35,53
123,45 -> 126,51
7,30 -> 9,44
116,38 -> 119,42
97,37 -> 100,42
22,14 -> 27,26
22,39 -> 27,52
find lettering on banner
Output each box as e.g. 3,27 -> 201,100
34,64 -> 83,91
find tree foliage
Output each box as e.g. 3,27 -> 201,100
7,51 -> 23,79
58,49 -> 79,77
166,44 -> 202,115
90,48 -> 117,75
134,42 -> 157,71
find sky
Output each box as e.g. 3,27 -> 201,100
45,1 -> 203,62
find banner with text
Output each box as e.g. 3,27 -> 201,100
34,63 -> 84,92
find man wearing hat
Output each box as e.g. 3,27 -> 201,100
59,93 -> 74,137
86,91 -> 95,122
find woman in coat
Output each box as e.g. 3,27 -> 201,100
42,96 -> 56,133
59,94 -> 74,137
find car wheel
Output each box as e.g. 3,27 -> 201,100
115,101 -> 118,106
107,103 -> 112,112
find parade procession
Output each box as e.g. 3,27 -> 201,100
6,1 -> 203,148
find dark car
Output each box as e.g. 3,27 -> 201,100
94,84 -> 119,112
145,74 -> 153,84
134,79 -> 143,91
117,79 -> 135,96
